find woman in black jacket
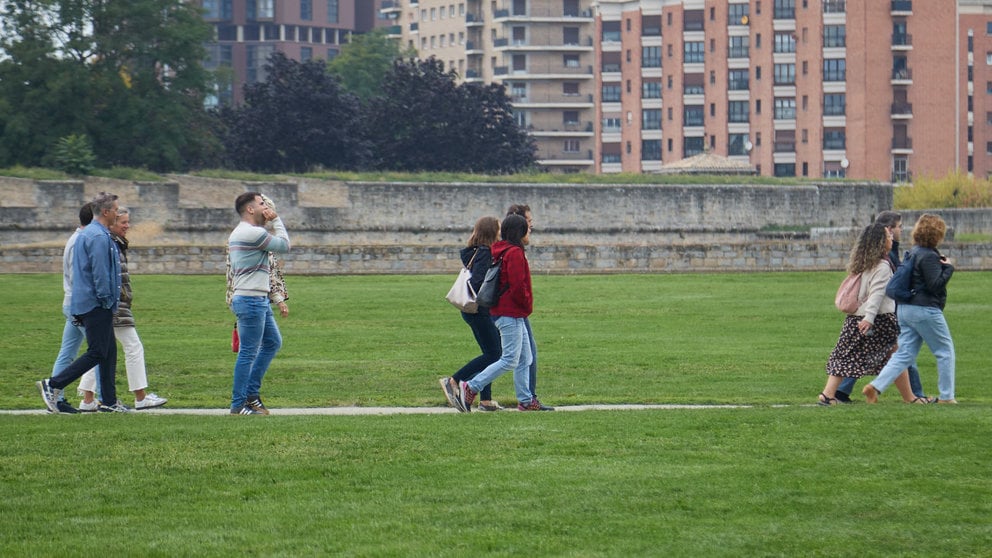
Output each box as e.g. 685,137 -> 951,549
864,214 -> 957,403
440,216 -> 504,411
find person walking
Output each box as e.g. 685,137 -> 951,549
864,214 -> 957,404
228,192 -> 291,415
37,192 -> 128,413
455,214 -> 552,412
439,216 -> 504,411
817,223 -> 919,405
834,211 -> 929,402
77,208 -> 167,411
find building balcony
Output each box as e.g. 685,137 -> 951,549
380,0 -> 401,13
384,25 -> 401,37
891,0 -> 912,14
823,0 -> 846,13
466,13 -> 483,26
774,141 -> 796,153
892,33 -> 912,48
494,66 -> 508,75
891,137 -> 913,150
891,102 -> 913,118
891,68 -> 912,83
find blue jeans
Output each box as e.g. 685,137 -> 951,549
231,296 -> 282,410
52,306 -> 101,401
524,318 -> 538,395
452,311 -> 501,400
870,305 -> 955,401
467,316 -> 534,404
49,307 -> 117,405
836,364 -> 925,398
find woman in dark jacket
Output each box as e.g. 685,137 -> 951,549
864,214 -> 957,403
455,214 -> 549,412
440,216 -> 504,411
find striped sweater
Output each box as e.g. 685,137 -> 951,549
227,218 -> 290,298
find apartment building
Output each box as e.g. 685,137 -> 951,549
383,0 -> 598,172
199,0 -> 377,106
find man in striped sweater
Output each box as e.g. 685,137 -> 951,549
227,192 -> 291,415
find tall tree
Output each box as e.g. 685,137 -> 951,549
220,52 -> 369,173
326,28 -> 412,101
0,0 -> 218,171
365,58 -> 535,173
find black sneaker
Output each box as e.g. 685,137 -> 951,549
36,379 -> 61,413
834,391 -> 853,404
231,406 -> 263,415
245,396 -> 270,415
55,400 -> 80,414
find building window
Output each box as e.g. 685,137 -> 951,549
642,46 -> 661,68
824,93 -> 846,115
300,47 -> 312,61
823,59 -> 846,81
602,21 -> 621,42
684,137 -> 705,157
729,69 -> 749,90
642,109 -> 662,130
512,82 -> 528,100
774,163 -> 796,177
729,36 -> 750,58
774,63 -> 795,84
729,100 -> 750,123
563,139 -> 580,153
301,0 -> 312,20
986,141 -> 992,154
642,15 -> 662,36
824,25 -> 846,47
987,22 -> 992,35
684,106 -> 705,126
203,0 -> 233,19
602,84 -> 621,102
684,41 -> 705,63
823,128 -> 846,149
774,32 -> 796,53
562,82 -> 579,96
823,0 -> 846,13
603,117 -> 622,131
643,81 -> 662,99
892,156 -> 909,181
247,0 -> 274,20
728,3 -> 750,26
774,0 -> 795,19
642,140 -> 662,160
774,97 -> 796,120
728,133 -> 749,155
563,111 -> 580,126
564,53 -> 580,68
684,9 -> 704,31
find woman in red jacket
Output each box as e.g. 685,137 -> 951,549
455,214 -> 550,412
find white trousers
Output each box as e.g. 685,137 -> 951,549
79,326 -> 148,395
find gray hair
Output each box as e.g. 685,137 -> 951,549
117,206 -> 130,216
91,192 -> 118,215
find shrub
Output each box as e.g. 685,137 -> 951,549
894,171 -> 992,209
49,134 -> 97,176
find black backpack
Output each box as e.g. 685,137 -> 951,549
885,249 -> 918,303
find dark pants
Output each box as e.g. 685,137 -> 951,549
50,307 -> 117,405
452,311 -> 501,400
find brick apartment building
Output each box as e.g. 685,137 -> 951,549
198,0 -> 388,105
381,0 -> 992,181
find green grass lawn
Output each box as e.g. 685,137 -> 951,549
1,272 -> 990,555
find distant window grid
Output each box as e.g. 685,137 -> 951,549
729,36 -> 750,58
823,0 -> 846,13
728,100 -> 750,123
824,25 -> 846,47
774,32 -> 796,53
823,59 -> 846,81
684,41 -> 705,63
774,0 -> 795,19
301,0 -> 312,20
823,130 -> 846,150
774,63 -> 796,85
824,93 -> 846,115
603,117 -> 622,131
684,106 -> 705,126
642,46 -> 662,68
602,84 -> 621,102
642,109 -> 662,130
603,153 -> 622,163
300,46 -> 313,61
642,81 -> 662,99
728,133 -> 749,155
564,54 -> 580,67
728,3 -> 749,25
203,0 -> 233,19
774,98 -> 796,120
684,136 -> 705,157
774,163 -> 796,177
564,139 -> 581,153
642,139 -> 662,161
728,69 -> 749,90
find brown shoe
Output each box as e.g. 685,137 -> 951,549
862,384 -> 880,404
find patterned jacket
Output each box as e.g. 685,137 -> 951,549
112,234 -> 135,327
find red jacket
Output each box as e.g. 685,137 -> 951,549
489,240 -> 532,318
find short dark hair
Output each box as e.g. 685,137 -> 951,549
506,204 -> 531,218
235,192 -> 261,215
500,214 -> 529,247
874,211 -> 902,228
78,203 -> 94,227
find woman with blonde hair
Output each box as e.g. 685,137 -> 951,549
818,223 -> 917,405
865,214 -> 956,403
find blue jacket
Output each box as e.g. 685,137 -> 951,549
70,221 -> 121,316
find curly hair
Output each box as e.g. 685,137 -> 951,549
467,216 -> 499,247
911,213 -> 947,249
847,222 -> 890,275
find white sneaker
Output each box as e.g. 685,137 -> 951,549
135,393 -> 167,410
78,400 -> 100,412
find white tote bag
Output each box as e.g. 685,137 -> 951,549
445,249 -> 479,313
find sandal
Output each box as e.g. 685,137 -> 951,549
908,396 -> 936,404
862,384 -> 880,404
817,392 -> 838,406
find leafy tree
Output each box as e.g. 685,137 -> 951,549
49,134 -> 97,176
326,28 -> 412,101
365,58 -> 535,173
220,52 -> 369,173
0,0 -> 218,171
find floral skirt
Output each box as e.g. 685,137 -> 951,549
825,313 -> 899,378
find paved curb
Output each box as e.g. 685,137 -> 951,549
0,404 -> 752,416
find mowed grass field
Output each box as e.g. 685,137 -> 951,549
1,272 -> 990,556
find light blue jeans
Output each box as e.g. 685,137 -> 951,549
468,316 -> 534,405
870,304 -> 955,401
231,296 -> 282,410
52,306 -> 100,401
